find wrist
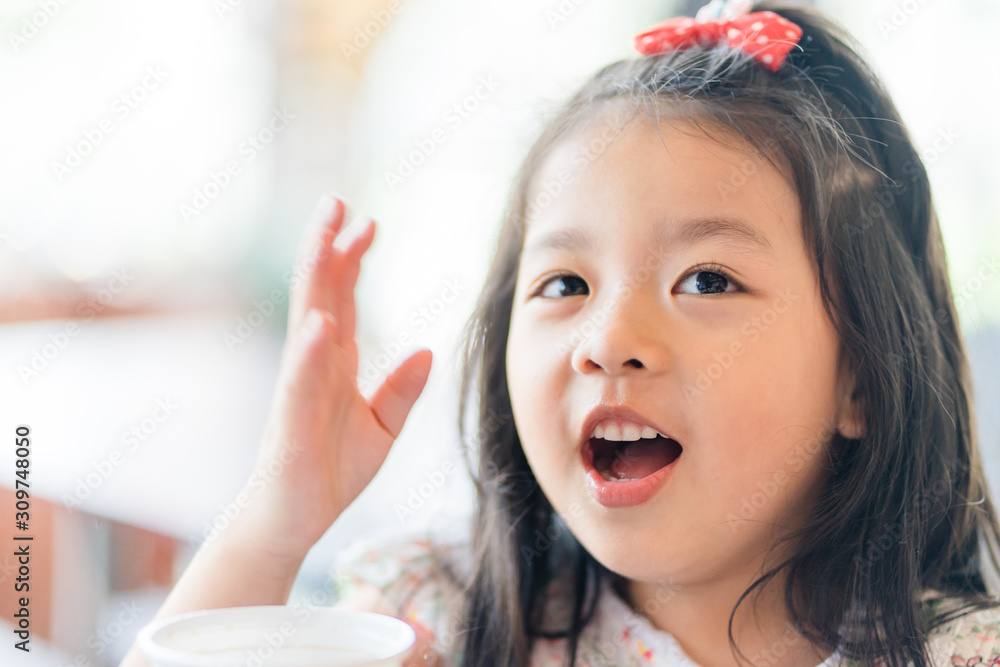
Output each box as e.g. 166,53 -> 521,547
200,494 -> 312,575
210,518 -> 308,593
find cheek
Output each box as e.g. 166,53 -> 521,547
688,287 -> 841,422
505,325 -> 563,458
687,318 -> 838,517
507,326 -> 545,415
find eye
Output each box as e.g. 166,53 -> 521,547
676,264 -> 741,295
532,273 -> 589,299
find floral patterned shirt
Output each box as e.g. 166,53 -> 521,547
330,528 -> 1000,666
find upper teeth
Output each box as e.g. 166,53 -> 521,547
591,419 -> 667,441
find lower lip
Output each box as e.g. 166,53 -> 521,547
583,448 -> 679,508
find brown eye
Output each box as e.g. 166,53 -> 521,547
535,274 -> 589,298
676,266 -> 740,295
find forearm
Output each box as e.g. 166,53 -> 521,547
119,514 -> 307,667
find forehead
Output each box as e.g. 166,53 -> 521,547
521,112 -> 801,258
527,112 -> 797,211
528,110 -> 790,209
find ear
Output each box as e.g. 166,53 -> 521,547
835,351 -> 866,440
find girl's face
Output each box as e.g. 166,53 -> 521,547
505,114 -> 863,590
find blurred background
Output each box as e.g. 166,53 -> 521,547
0,0 -> 997,664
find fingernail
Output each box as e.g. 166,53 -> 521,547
324,190 -> 350,206
307,198 -> 336,230
323,190 -> 352,217
336,215 -> 375,250
307,192 -> 348,229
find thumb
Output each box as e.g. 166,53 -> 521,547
369,349 -> 433,439
401,618 -> 441,667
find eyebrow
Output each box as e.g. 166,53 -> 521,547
523,216 -> 775,259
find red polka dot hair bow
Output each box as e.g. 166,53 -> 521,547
633,0 -> 803,72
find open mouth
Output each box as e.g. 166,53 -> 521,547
585,435 -> 683,482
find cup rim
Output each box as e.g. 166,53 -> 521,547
136,605 -> 417,667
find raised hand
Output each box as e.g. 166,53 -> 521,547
243,194 -> 434,559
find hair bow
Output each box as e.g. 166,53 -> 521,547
633,10 -> 803,72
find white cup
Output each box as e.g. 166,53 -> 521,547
137,605 -> 417,667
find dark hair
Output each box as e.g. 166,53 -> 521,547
452,2 -> 1000,666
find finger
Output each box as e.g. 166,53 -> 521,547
291,214 -> 373,371
288,194 -> 346,332
280,308 -> 345,404
288,195 -> 339,332
291,206 -> 374,359
289,195 -> 343,332
369,349 -> 433,440
330,215 -> 375,351
260,307 -> 339,465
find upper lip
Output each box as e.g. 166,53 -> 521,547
578,404 -> 678,451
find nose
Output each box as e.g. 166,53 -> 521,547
569,290 -> 671,375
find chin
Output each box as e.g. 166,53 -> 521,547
564,516 -> 688,582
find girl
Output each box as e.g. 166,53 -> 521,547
123,1 -> 1000,666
